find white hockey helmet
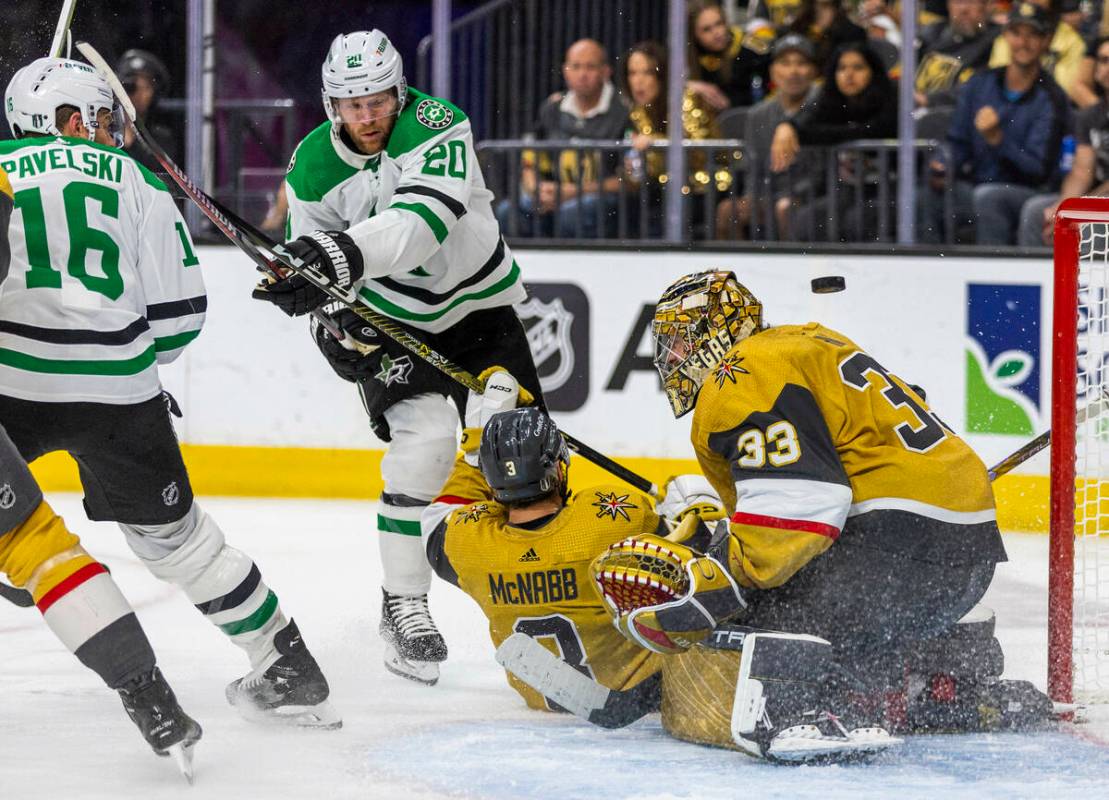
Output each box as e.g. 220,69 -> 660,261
321,30 -> 407,126
5,57 -> 123,146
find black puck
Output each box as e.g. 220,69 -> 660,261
811,276 -> 846,294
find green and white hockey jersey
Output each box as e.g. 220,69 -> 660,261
284,88 -> 525,333
0,136 -> 205,404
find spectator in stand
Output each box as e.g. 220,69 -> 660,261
915,0 -> 1001,109
916,3 -> 1072,244
621,41 -> 725,237
495,39 -> 629,238
716,34 -> 820,239
782,0 -> 867,72
1018,35 -> 1109,246
745,0 -> 806,33
858,0 -> 903,73
116,49 -> 180,173
686,0 -> 773,112
988,0 -> 1096,106
769,41 -> 898,241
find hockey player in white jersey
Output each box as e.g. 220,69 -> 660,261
253,30 -> 543,685
0,57 -> 339,729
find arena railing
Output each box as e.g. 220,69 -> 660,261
415,0 -> 667,140
476,138 -> 956,245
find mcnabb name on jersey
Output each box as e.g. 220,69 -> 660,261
489,568 -> 578,605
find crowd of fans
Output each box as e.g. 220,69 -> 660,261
496,0 -> 1109,247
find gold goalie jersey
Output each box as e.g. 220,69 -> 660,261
691,323 -> 1006,591
423,456 -> 664,710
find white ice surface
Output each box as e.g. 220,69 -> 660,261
3,496 -> 1108,799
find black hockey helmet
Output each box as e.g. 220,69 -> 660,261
479,407 -> 570,504
117,49 -> 171,93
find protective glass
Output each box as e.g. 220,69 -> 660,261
89,103 -> 126,148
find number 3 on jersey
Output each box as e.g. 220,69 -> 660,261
839,350 -> 951,453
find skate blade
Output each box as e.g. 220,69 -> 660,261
768,731 -> 902,764
383,644 -> 440,686
228,692 -> 343,729
166,742 -> 196,784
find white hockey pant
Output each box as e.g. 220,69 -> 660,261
378,393 -> 458,596
119,502 -> 287,669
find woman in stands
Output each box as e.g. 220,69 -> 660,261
769,40 -> 898,242
685,0 -> 772,111
621,40 -> 726,237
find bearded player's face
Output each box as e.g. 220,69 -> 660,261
337,90 -> 399,155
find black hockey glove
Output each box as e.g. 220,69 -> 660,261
252,230 -> 364,317
311,306 -> 381,383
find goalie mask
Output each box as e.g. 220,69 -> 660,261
479,407 -> 570,505
321,30 -> 407,128
653,270 -> 763,418
5,58 -> 124,147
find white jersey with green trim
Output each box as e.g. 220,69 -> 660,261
0,136 -> 205,404
284,88 -> 525,333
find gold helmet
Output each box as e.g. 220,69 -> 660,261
652,270 -> 762,417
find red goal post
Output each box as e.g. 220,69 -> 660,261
1050,197 -> 1109,705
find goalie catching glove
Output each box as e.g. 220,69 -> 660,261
252,230 -> 364,317
591,515 -> 746,655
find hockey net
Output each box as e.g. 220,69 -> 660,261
1051,198 -> 1109,705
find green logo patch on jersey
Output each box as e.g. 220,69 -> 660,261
415,99 -> 454,130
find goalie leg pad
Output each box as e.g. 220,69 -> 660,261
122,503 -> 287,669
731,632 -> 901,763
378,394 -> 458,596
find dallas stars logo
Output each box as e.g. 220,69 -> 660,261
592,491 -> 637,522
416,99 -> 454,130
712,355 -> 749,388
375,354 -> 413,386
458,503 -> 490,524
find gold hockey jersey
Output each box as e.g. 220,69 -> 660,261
423,455 -> 663,710
690,323 -> 1005,591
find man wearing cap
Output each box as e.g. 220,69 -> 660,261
914,0 -> 1000,109
988,0 -> 1094,106
116,49 -> 179,171
716,35 -> 818,239
916,2 -> 1071,245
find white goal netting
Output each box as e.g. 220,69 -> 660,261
1070,221 -> 1109,702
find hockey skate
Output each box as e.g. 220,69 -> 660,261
118,667 -> 202,783
731,632 -> 901,764
225,619 -> 341,729
380,589 -> 448,686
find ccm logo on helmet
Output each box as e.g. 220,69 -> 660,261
309,231 -> 350,285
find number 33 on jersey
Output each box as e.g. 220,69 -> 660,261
0,137 -> 204,405
690,322 -> 998,589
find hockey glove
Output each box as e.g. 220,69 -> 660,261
461,368 -> 535,466
253,230 -> 365,317
591,515 -> 746,655
656,474 -> 726,524
310,304 -> 381,383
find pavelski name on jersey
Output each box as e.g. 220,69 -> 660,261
1,147 -> 125,183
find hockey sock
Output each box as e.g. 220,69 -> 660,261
124,503 -> 288,669
0,501 -> 154,688
378,496 -> 433,596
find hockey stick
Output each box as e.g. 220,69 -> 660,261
0,580 -> 35,608
494,633 -> 661,728
987,389 -> 1109,480
49,0 -> 78,58
75,40 -> 661,500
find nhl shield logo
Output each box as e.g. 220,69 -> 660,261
518,296 -> 575,394
0,483 -> 15,510
162,481 -> 180,507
